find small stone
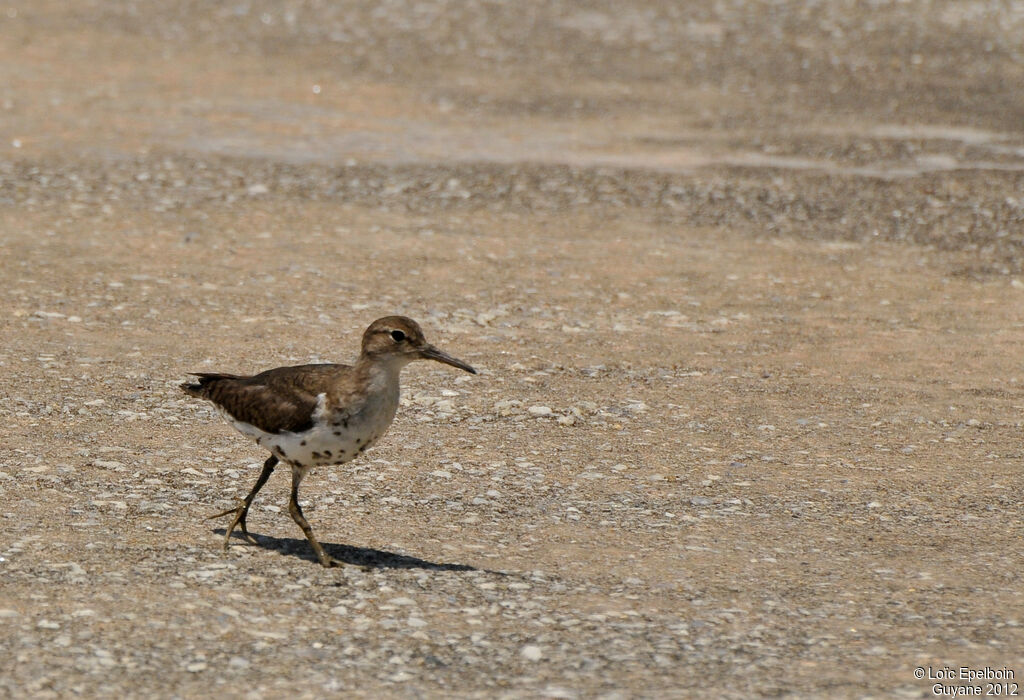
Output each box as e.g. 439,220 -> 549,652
520,644 -> 543,661
93,460 -> 125,470
430,470 -> 452,479
37,620 -> 60,630
186,661 -> 207,673
330,605 -> 349,616
493,399 -> 522,415
139,501 -> 171,513
528,406 -> 553,417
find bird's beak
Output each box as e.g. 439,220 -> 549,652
419,345 -> 477,374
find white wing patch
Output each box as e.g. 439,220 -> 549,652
311,392 -> 328,421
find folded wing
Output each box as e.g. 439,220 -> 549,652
181,364 -> 348,434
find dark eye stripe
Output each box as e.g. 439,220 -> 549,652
390,330 -> 406,342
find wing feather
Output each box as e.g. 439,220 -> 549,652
181,363 -> 351,434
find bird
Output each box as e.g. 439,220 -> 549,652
180,315 -> 476,567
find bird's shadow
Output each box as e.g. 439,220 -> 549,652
213,528 -> 479,572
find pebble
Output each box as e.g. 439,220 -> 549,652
493,399 -> 522,416
520,644 -> 543,661
93,460 -> 125,470
139,501 -> 171,513
528,406 -> 553,417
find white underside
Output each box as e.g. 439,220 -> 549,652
228,417 -> 384,466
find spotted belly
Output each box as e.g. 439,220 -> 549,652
226,417 -> 386,466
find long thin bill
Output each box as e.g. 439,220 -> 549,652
420,345 -> 477,374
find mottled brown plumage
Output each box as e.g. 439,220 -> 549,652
181,316 -> 476,567
183,365 -> 349,434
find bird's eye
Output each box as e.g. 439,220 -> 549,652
390,330 -> 406,342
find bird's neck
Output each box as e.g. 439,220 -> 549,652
355,353 -> 407,391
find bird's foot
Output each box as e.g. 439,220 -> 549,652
208,500 -> 258,549
317,553 -> 347,568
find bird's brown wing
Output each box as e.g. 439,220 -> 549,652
181,364 -> 349,434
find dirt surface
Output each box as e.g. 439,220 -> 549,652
2,2 -> 1024,698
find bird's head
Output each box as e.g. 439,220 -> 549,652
361,316 -> 476,374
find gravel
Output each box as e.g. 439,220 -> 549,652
2,1 -> 1023,698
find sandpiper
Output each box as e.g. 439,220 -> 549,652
181,315 -> 476,567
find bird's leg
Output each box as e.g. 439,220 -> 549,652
287,464 -> 344,568
208,454 -> 278,549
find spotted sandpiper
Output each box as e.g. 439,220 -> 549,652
181,316 -> 476,567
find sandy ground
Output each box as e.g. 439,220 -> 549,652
2,1 -> 1024,698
